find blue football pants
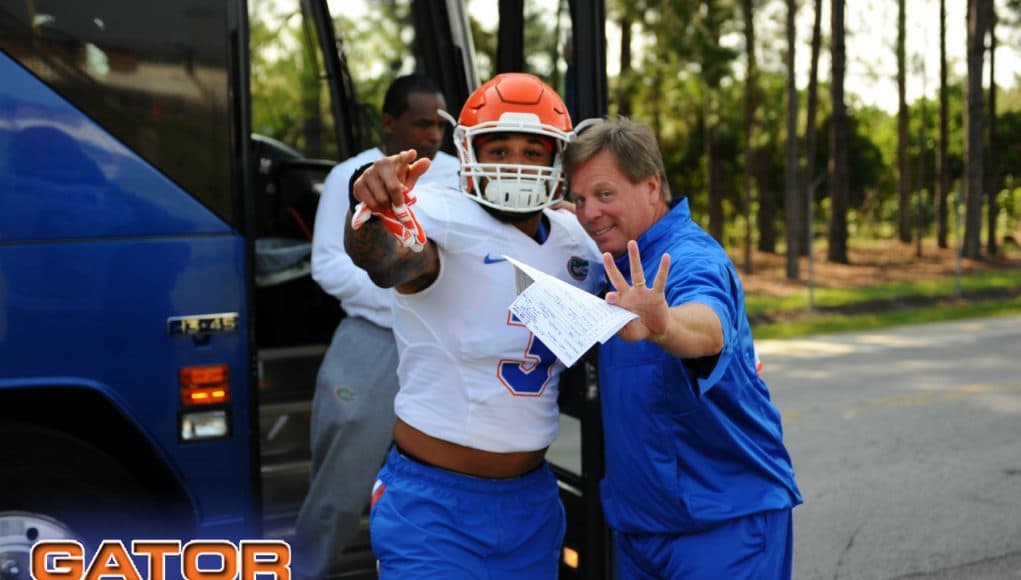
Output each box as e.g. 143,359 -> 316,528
370,446 -> 566,579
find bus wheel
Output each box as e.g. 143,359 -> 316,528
0,422 -> 168,551
0,512 -> 76,580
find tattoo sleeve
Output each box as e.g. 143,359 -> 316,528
344,211 -> 439,291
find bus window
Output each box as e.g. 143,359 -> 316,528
249,0 -> 340,162
0,0 -> 235,224
319,0 -> 478,158
326,0 -> 416,153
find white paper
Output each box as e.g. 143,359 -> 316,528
504,256 -> 638,367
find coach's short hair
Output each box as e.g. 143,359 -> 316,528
564,117 -> 672,202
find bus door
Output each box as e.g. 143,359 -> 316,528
243,0 -> 354,542
249,1 -> 477,577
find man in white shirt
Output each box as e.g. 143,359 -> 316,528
292,73 -> 458,580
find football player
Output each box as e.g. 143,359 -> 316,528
345,73 -> 602,579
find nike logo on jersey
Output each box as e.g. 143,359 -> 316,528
483,254 -> 508,264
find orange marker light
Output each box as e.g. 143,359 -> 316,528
180,365 -> 230,406
182,386 -> 230,406
180,364 -> 229,387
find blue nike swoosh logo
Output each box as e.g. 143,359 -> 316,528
483,254 -> 508,264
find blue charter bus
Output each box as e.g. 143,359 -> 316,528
0,0 -> 608,577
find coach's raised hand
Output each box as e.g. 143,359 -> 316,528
603,240 -> 672,344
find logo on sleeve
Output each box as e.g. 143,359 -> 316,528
567,256 -> 589,281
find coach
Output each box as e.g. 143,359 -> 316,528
564,117 -> 803,579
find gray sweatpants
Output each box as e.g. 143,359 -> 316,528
291,316 -> 399,580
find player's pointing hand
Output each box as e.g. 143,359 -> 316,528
352,149 -> 432,212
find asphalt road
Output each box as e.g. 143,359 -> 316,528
759,315 -> 1021,580
547,315 -> 1021,579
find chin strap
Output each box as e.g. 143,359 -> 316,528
350,187 -> 427,252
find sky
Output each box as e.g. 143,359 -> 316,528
790,0 -> 1020,113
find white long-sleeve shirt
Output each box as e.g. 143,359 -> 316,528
310,147 -> 460,328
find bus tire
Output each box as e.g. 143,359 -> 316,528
0,421 -> 168,549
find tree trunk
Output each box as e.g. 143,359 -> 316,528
801,0 -> 823,257
986,5 -> 998,255
897,0 -> 912,243
963,0 -> 987,259
784,0 -> 800,278
618,8 -> 633,117
743,0 -> 759,273
652,73 -> 663,140
757,166 -> 777,252
917,91 -> 927,258
828,0 -> 849,263
705,2 -> 724,244
706,104 -> 724,243
936,0 -> 950,249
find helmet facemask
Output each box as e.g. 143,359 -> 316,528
441,110 -> 570,213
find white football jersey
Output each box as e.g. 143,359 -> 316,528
393,184 -> 604,453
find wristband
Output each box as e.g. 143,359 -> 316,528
347,162 -> 373,211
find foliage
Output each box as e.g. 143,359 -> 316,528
746,268 -> 1021,314
249,0 -> 414,158
748,269 -> 1021,340
523,1 -> 570,86
753,296 -> 1021,340
249,2 -> 313,152
993,111 -> 1021,197
253,0 -> 373,160
245,0 -> 1021,243
814,109 -> 888,211
467,0 -> 567,93
597,1 -> 1021,247
332,1 -> 413,151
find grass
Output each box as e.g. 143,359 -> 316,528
749,270 -> 1021,340
746,270 -> 1021,314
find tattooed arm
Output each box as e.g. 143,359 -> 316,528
344,216 -> 439,292
344,150 -> 441,293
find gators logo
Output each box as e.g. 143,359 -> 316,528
567,256 -> 589,281
334,386 -> 357,403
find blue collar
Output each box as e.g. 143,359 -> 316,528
535,217 -> 548,244
613,198 -> 691,273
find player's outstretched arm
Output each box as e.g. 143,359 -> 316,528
345,151 -> 440,293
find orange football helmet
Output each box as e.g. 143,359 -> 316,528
443,73 -> 572,213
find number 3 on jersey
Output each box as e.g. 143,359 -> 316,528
497,313 -> 557,396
